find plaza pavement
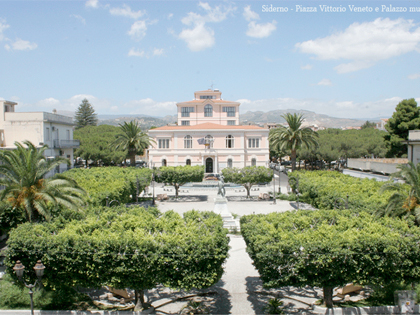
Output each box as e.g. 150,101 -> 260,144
150,178 -> 320,314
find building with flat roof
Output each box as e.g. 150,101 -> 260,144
0,100 -> 79,174
148,89 -> 270,173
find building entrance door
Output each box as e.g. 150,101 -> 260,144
205,157 -> 213,173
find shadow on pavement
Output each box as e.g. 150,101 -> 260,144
246,278 -> 318,314
164,195 -> 208,202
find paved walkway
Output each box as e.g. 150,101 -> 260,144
152,181 -> 318,314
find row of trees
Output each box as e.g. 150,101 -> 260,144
5,206 -> 230,310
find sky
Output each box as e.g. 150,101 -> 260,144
0,0 -> 420,119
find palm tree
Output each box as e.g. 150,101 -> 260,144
378,162 -> 420,224
113,121 -> 155,166
269,113 -> 319,171
0,141 -> 86,222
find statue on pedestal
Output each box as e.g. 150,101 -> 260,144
217,175 -> 226,198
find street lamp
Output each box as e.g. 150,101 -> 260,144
13,260 -> 45,315
272,164 -> 276,205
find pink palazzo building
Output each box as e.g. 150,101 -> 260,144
147,89 -> 269,173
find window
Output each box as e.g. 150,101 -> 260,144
181,121 -> 190,126
181,107 -> 194,117
200,95 -> 215,99
46,127 -> 50,141
251,158 -> 257,166
158,139 -> 170,149
226,135 -> 234,148
204,104 -> 213,117
227,159 -> 233,168
162,159 -> 167,166
223,107 -> 236,117
66,129 -> 70,140
205,135 -> 213,148
186,159 -> 191,166
184,135 -> 192,148
227,120 -> 236,125
248,138 -> 260,148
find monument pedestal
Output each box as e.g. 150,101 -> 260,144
214,196 -> 240,232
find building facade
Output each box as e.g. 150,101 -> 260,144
0,100 -> 79,174
148,89 -> 270,173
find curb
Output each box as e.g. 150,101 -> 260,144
312,304 -> 419,314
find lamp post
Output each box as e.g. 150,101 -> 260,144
152,171 -> 155,206
272,165 -> 276,205
13,260 -> 45,315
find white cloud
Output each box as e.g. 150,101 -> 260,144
301,64 -> 313,70
179,22 -> 215,52
167,13 -> 173,20
5,39 -> 37,51
85,0 -> 99,8
243,5 -> 259,22
153,48 -> 164,56
109,4 -> 145,19
198,1 -> 235,23
316,79 -> 332,86
179,2 -> 235,51
70,14 -> 86,25
296,18 -> 420,73
246,21 -> 276,38
128,20 -> 147,41
0,19 -> 10,41
36,97 -> 61,108
408,73 -> 420,80
128,48 -> 145,57
124,99 -> 177,116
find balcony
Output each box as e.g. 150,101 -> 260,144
53,139 -> 80,149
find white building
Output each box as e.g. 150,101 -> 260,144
0,100 -> 79,174
148,89 -> 270,173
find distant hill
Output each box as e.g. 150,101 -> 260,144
240,109 -> 369,128
95,110 -> 376,130
98,115 -> 177,130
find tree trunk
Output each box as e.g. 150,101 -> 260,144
134,289 -> 148,311
291,150 -> 297,171
323,286 -> 334,308
175,184 -> 179,198
129,151 -> 136,167
246,185 -> 251,198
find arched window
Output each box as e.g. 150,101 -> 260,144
186,159 -> 191,166
226,135 -> 234,148
184,135 -> 192,148
227,159 -> 233,168
205,135 -> 213,148
162,159 -> 167,167
251,158 -> 257,166
204,104 -> 213,117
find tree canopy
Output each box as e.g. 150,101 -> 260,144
222,166 -> 273,198
74,98 -> 98,129
5,206 -> 229,310
113,121 -> 155,166
297,128 -> 387,165
74,125 -> 126,166
0,141 -> 86,222
154,165 -> 204,197
378,162 -> 420,224
384,98 -> 420,158
241,210 -> 420,308
269,113 -> 318,171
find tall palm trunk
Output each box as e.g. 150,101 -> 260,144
291,149 -> 297,171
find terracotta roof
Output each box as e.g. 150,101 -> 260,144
178,99 -> 239,104
149,122 -> 266,131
